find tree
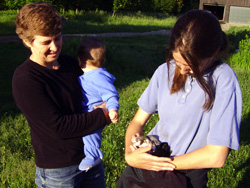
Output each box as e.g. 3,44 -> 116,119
4,0 -> 26,10
113,0 -> 141,14
1,0 -> 185,14
152,0 -> 183,14
3,0 -> 59,10
181,0 -> 199,13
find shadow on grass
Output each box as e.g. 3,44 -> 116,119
1,27 -> 249,117
62,23 -> 173,35
0,42 -> 30,117
237,158 -> 250,188
61,34 -> 169,88
0,34 -> 169,119
0,21 -> 16,36
226,27 -> 250,53
240,113 -> 250,145
1,26 -> 250,118
0,13 -> 175,36
236,112 -> 250,188
226,26 -> 250,188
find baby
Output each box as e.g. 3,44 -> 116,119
78,36 -> 119,171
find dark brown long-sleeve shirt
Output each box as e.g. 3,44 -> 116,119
12,55 -> 106,168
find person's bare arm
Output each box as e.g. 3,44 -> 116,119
171,144 -> 229,170
124,107 -> 175,171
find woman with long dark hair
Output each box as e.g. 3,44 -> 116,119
116,9 -> 242,188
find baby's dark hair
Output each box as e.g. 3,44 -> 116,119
77,36 -> 106,68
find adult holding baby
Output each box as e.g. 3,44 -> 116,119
12,2 -> 110,187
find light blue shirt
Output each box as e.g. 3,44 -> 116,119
79,67 -> 119,112
138,61 -> 242,156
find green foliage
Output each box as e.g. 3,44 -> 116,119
113,0 -> 130,13
2,0 -> 38,10
0,10 -> 17,15
112,0 -> 183,14
152,0 -> 183,14
112,0 -> 149,13
230,35 -> 250,69
1,0 -> 190,14
181,0 -> 199,12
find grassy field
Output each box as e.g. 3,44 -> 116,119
0,11 -> 250,188
0,10 -> 176,36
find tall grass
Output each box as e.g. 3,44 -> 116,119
0,14 -> 250,188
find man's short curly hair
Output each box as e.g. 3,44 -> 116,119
16,2 -> 62,43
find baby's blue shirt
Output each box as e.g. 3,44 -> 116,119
79,67 -> 119,112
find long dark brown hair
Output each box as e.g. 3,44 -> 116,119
167,10 -> 228,110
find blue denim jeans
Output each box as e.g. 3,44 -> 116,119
35,162 -> 105,188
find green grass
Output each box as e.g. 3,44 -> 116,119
62,11 -> 176,34
0,10 -> 177,36
0,14 -> 250,188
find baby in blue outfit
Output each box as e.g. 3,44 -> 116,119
77,36 -> 119,171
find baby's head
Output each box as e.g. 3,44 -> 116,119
77,36 -> 106,68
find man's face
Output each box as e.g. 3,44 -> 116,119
25,33 -> 62,65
